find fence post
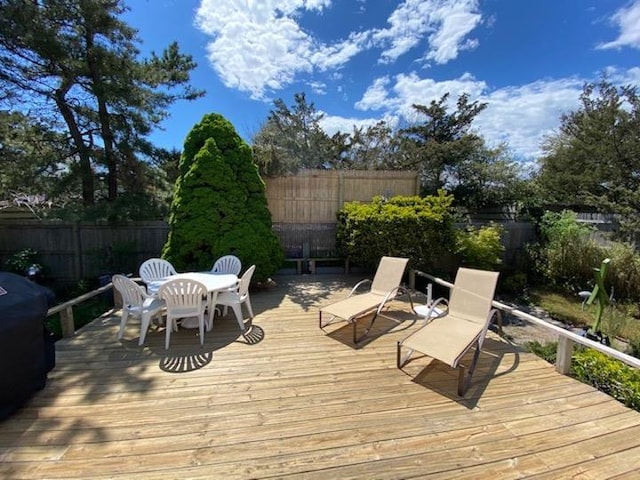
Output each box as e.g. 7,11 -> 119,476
556,336 -> 574,375
72,221 -> 82,280
408,270 -> 416,291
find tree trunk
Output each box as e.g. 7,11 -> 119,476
54,81 -> 94,206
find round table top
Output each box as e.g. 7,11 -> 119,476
147,272 -> 237,295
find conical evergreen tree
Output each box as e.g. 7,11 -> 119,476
162,113 -> 283,281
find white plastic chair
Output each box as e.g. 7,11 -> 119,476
157,278 -> 208,349
139,258 -> 178,284
112,274 -> 165,346
215,264 -> 255,334
211,255 -> 242,275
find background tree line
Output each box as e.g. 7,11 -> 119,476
0,0 -> 200,220
1,1 -> 640,244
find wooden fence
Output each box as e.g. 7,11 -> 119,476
0,170 -> 537,285
265,169 -> 420,223
0,219 -> 536,286
0,221 -> 169,286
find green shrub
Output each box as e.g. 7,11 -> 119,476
572,349 -> 640,411
336,192 -> 457,272
500,271 -> 529,298
535,210 -> 602,291
604,242 -> 640,303
455,223 -> 504,270
4,248 -> 42,275
162,113 -> 284,281
531,210 -> 640,304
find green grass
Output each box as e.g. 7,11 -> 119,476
530,287 -> 640,354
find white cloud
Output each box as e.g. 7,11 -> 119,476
308,80 -> 327,95
373,0 -> 481,64
349,72 -> 589,161
598,0 -> 640,50
195,0 -> 482,100
477,79 -> 585,159
319,112 -> 399,137
355,76 -> 393,111
195,0 -> 368,99
356,71 -> 486,118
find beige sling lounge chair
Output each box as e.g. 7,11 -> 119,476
397,267 -> 500,396
319,256 -> 411,344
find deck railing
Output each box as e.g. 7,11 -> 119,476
47,282 -> 118,338
409,269 -> 640,373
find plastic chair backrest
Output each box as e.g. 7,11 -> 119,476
211,255 -> 242,275
139,258 -> 177,283
237,265 -> 256,298
157,278 -> 207,312
112,274 -> 146,307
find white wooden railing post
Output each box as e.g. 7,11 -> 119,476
556,336 -> 575,374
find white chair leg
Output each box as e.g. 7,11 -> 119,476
245,297 -> 254,319
199,314 -> 205,346
117,310 -> 129,340
139,312 -> 152,346
165,317 -> 173,349
230,304 -> 245,331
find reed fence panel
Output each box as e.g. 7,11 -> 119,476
265,170 -> 419,223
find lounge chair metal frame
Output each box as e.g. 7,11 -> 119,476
397,268 -> 502,396
319,256 -> 413,345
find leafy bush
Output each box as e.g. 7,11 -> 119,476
603,242 -> 640,303
455,223 -> 504,270
572,349 -> 640,411
162,113 -> 283,282
336,192 -> 457,272
531,210 -> 640,304
3,247 -> 42,275
500,271 -> 529,298
534,210 -> 602,291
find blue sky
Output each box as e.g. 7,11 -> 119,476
124,0 -> 640,163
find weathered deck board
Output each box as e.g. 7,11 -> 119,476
2,274 -> 640,479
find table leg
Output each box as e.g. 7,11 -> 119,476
207,291 -> 220,331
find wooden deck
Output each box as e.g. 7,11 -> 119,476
2,274 -> 640,479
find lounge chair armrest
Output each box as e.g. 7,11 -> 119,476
414,297 -> 448,324
348,278 -> 372,297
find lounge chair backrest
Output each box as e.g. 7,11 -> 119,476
448,268 -> 499,324
370,256 -> 409,296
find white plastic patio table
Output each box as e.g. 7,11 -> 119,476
146,272 -> 238,330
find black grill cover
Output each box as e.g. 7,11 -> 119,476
0,272 -> 55,420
